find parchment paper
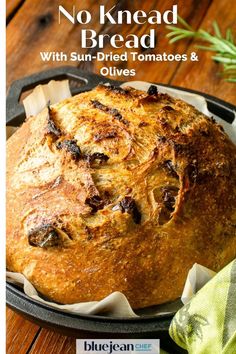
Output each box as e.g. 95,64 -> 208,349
6,80 -> 236,318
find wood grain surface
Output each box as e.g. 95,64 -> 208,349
6,0 -> 236,353
6,0 -> 24,20
29,329 -> 76,354
81,0 -> 212,83
6,308 -> 40,354
172,0 -> 236,103
6,0 -> 114,86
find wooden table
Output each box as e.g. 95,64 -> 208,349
6,0 -> 236,353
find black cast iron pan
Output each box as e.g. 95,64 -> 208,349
6,66 -> 236,352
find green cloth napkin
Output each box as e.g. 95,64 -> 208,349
169,260 -> 236,354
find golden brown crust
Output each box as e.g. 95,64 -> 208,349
6,84 -> 236,308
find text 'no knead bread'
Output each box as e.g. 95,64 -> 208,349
6,84 -> 236,308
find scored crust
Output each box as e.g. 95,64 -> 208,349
6,84 -> 236,308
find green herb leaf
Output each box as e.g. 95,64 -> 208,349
166,17 -> 236,82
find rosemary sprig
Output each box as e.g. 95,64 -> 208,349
166,16 -> 236,82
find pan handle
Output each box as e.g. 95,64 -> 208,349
6,66 -> 122,126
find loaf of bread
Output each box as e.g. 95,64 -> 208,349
6,84 -> 236,308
